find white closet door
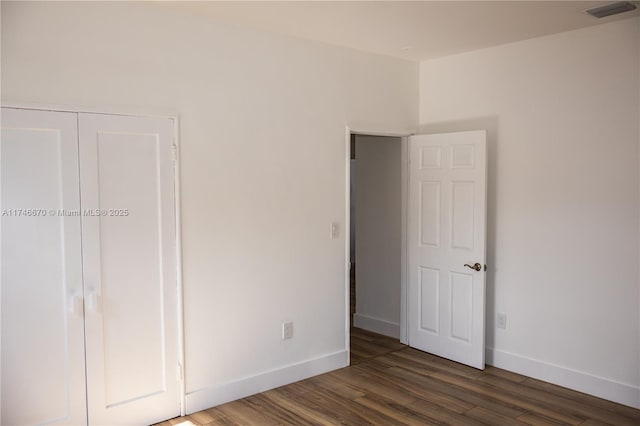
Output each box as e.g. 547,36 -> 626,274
1,108 -> 87,425
78,113 -> 179,425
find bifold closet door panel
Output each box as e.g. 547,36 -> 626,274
1,108 -> 87,425
78,113 -> 179,425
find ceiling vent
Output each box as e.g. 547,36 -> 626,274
586,1 -> 637,18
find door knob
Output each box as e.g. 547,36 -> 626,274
464,262 -> 482,271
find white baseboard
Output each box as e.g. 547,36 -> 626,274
185,350 -> 348,414
486,347 -> 640,409
353,313 -> 400,339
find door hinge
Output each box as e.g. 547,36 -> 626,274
172,144 -> 178,162
177,363 -> 183,381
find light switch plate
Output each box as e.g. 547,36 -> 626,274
497,313 -> 507,329
330,222 -> 339,239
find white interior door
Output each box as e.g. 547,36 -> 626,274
408,131 -> 487,369
78,113 -> 180,425
1,108 -> 87,425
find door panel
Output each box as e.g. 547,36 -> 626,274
408,131 -> 487,369
79,113 -> 179,425
451,181 -> 475,250
450,272 -> 473,342
419,181 -> 440,247
1,108 -> 87,425
97,132 -> 166,408
419,267 -> 439,333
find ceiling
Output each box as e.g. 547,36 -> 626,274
158,1 -> 639,61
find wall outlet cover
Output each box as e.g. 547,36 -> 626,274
282,321 -> 293,340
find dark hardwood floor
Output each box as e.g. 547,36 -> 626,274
157,328 -> 640,425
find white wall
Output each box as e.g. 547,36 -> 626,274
420,17 -> 640,407
0,1 -> 418,413
353,135 -> 402,337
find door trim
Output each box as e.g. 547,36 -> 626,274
344,126 -> 413,355
0,100 -> 179,119
172,116 -> 186,417
1,102 -> 186,417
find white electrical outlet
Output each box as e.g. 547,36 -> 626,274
497,312 -> 507,329
282,321 -> 293,340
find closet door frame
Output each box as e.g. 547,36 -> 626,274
1,102 -> 187,417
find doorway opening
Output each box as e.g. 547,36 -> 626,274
346,128 -> 488,370
348,132 -> 407,364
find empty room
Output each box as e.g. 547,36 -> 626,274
1,1 -> 639,425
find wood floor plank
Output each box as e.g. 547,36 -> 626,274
405,397 -> 488,426
481,365 -> 529,383
294,386 -> 400,425
305,372 -> 367,400
307,379 -> 421,425
203,406 -> 230,421
353,361 -> 475,414
476,371 -> 639,426
353,393 -> 439,426
247,392 -> 318,425
349,327 -> 407,365
517,412 -> 574,426
286,388 -> 362,425
386,348 -> 483,380
428,370 -> 587,424
267,387 -> 343,425
212,397 -> 279,426
349,340 -> 405,363
579,419 -> 617,426
189,410 -> 217,425
381,365 -> 527,418
201,416 -> 241,426
329,365 -> 417,405
524,377 -> 640,423
167,417 -> 200,425
158,328 -> 640,426
268,379 -> 314,399
465,406 -> 526,426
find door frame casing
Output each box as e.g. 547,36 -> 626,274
0,102 -> 187,417
344,126 -> 413,355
